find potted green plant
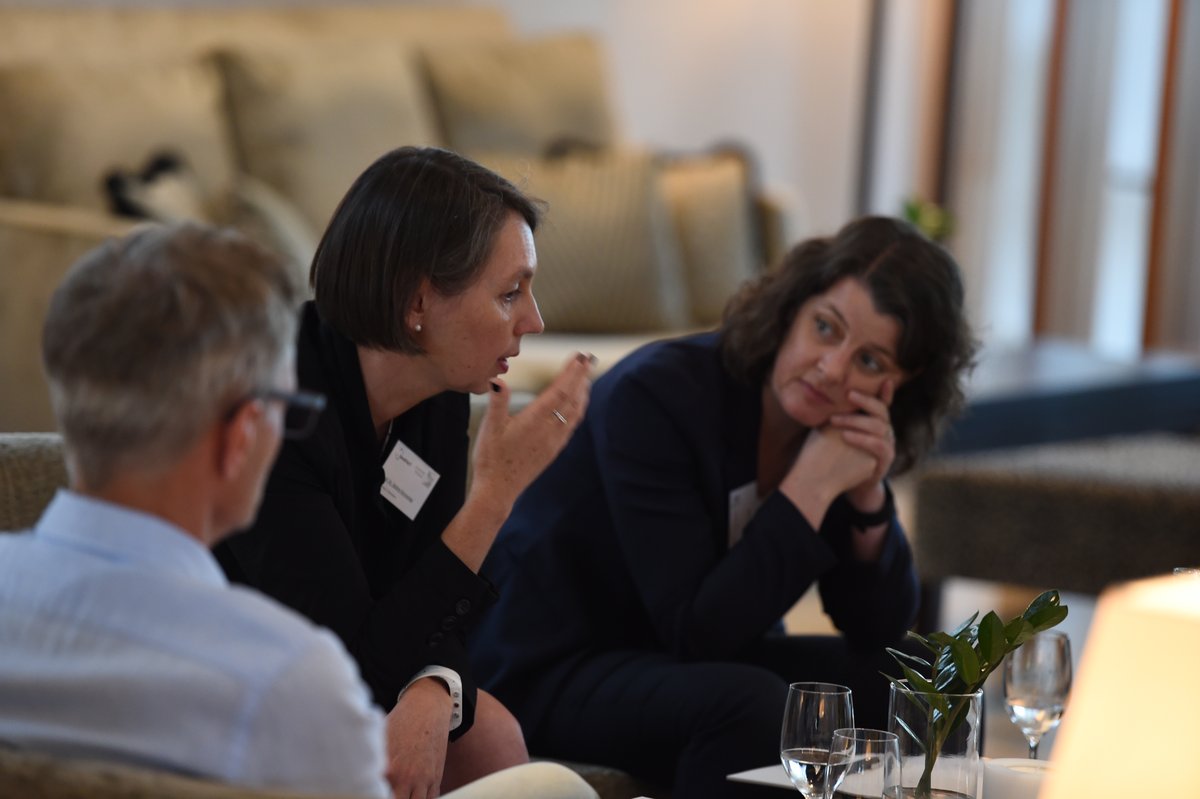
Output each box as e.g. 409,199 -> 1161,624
901,197 -> 954,243
885,590 -> 1069,798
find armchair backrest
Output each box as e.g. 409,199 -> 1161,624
0,745 -> 361,799
0,432 -> 67,532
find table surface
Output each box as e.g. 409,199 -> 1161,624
730,757 -> 1044,793
727,764 -> 793,790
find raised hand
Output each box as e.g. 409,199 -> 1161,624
445,353 -> 594,571
469,352 -> 593,508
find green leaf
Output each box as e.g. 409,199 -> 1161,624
891,715 -> 927,753
1004,617 -> 1033,648
1021,590 -> 1061,620
1027,604 -> 1069,632
949,637 -> 981,685
927,631 -> 957,649
926,690 -> 950,718
888,647 -> 933,674
978,612 -> 1007,669
904,630 -> 937,654
939,693 -> 974,740
896,662 -> 937,695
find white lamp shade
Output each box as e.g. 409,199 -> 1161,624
1040,575 -> 1200,798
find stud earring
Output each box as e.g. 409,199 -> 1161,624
415,323 -> 423,333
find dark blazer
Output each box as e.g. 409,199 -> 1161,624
471,332 -> 919,735
217,303 -> 495,734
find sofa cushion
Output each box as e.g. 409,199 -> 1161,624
423,34 -> 616,155
219,44 -> 441,232
229,176 -> 319,292
481,150 -> 690,334
0,57 -> 236,213
659,150 -> 763,324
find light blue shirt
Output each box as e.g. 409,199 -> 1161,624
0,490 -> 389,798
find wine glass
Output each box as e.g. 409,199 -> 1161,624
826,728 -> 901,799
780,682 -> 855,798
1003,630 -> 1072,759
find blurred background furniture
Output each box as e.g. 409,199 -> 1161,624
935,339 -> 1200,454
909,339 -> 1200,630
913,432 -> 1200,632
0,4 -> 786,433
0,432 -> 67,531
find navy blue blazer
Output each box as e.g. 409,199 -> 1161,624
471,332 -> 919,734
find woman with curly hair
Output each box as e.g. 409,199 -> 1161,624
470,215 -> 978,798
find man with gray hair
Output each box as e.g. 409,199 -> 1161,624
0,223 -> 390,796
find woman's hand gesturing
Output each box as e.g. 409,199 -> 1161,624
471,352 -> 594,508
444,353 -> 594,572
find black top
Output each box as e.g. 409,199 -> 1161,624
217,303 -> 495,734
470,332 -> 919,733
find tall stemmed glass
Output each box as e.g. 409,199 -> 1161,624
826,728 -> 901,799
1003,630 -> 1072,759
780,682 -> 855,798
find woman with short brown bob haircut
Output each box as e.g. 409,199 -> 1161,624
471,216 -> 977,798
217,146 -> 595,797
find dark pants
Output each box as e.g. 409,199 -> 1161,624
528,635 -> 908,799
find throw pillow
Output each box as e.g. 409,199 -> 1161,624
102,150 -> 317,288
104,151 -> 211,223
658,149 -> 764,324
423,33 -> 616,155
0,56 -> 237,213
218,43 -> 441,232
479,150 -> 690,334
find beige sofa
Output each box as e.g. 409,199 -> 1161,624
0,3 -> 784,433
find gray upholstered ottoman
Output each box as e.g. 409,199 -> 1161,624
0,432 -> 67,531
913,434 -> 1200,628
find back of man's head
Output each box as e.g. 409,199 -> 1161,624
42,222 -> 300,490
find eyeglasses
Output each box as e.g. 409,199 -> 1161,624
251,388 -> 327,440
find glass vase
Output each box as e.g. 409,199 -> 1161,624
887,682 -> 983,799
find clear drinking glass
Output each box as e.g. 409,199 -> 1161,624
826,728 -> 901,799
888,682 -> 983,798
780,682 -> 855,799
1003,630 -> 1072,759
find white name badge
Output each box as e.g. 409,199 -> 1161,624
380,440 -> 440,520
728,481 -> 763,549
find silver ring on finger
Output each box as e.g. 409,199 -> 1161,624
552,409 -> 568,425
